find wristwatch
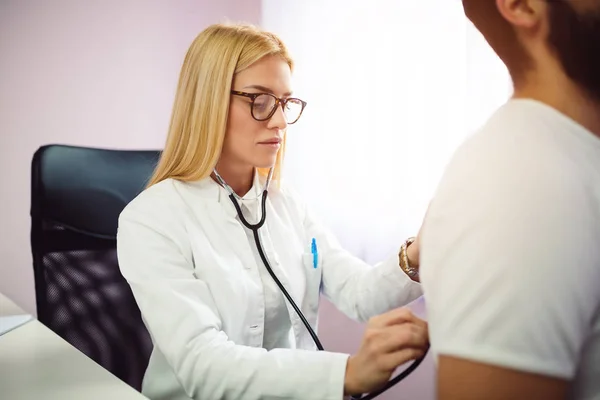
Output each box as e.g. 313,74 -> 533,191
399,237 -> 419,278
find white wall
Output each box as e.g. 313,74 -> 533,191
0,0 -> 261,314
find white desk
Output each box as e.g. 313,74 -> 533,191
0,293 -> 148,400
0,293 -> 33,335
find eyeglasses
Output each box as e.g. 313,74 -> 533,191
231,90 -> 307,124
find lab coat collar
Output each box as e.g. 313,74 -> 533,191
187,170 -> 264,220
221,171 -> 264,221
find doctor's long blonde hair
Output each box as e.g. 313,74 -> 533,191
147,23 -> 293,187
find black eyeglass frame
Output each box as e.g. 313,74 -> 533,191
231,90 -> 307,124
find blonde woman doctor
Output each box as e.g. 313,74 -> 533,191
116,23 -> 428,400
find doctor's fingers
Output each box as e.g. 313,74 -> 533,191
368,307 -> 421,329
408,314 -> 428,331
366,323 -> 429,355
378,347 -> 428,372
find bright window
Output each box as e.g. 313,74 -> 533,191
262,0 -> 511,262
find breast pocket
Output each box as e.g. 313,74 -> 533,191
302,253 -> 323,312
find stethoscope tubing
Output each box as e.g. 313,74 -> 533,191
220,169 -> 427,400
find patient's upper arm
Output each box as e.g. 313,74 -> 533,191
418,134 -> 600,399
437,355 -> 568,400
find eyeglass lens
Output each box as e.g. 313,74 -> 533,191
252,94 -> 304,123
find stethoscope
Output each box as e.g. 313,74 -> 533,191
213,168 -> 427,400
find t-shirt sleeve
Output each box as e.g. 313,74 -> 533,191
419,136 -> 600,379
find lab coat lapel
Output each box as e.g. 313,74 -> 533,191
235,175 -> 295,289
179,174 -> 297,302
213,173 -> 297,306
179,177 -> 255,271
246,175 -> 294,287
177,175 -> 303,346
209,202 -> 255,270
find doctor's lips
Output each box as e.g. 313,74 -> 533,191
258,137 -> 282,148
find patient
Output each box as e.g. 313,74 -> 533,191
419,1 -> 600,399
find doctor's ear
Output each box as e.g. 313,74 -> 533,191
495,0 -> 547,30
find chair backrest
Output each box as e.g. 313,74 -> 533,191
30,144 -> 160,391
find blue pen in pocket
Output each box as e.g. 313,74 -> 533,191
311,238 -> 318,268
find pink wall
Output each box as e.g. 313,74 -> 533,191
0,0 -> 261,314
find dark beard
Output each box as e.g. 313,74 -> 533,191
547,1 -> 600,102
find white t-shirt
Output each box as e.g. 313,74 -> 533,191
420,99 -> 600,400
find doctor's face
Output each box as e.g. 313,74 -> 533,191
221,55 -> 296,173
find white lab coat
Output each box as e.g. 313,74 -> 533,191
116,174 -> 423,400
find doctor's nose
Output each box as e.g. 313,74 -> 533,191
267,104 -> 288,130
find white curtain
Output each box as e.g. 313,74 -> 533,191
262,0 -> 511,264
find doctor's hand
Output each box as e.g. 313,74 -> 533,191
406,201 -> 433,268
343,308 -> 429,397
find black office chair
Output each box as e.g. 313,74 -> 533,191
30,144 -> 160,391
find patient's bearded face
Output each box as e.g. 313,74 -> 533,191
547,0 -> 600,101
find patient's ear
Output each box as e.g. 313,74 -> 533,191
496,0 -> 546,30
